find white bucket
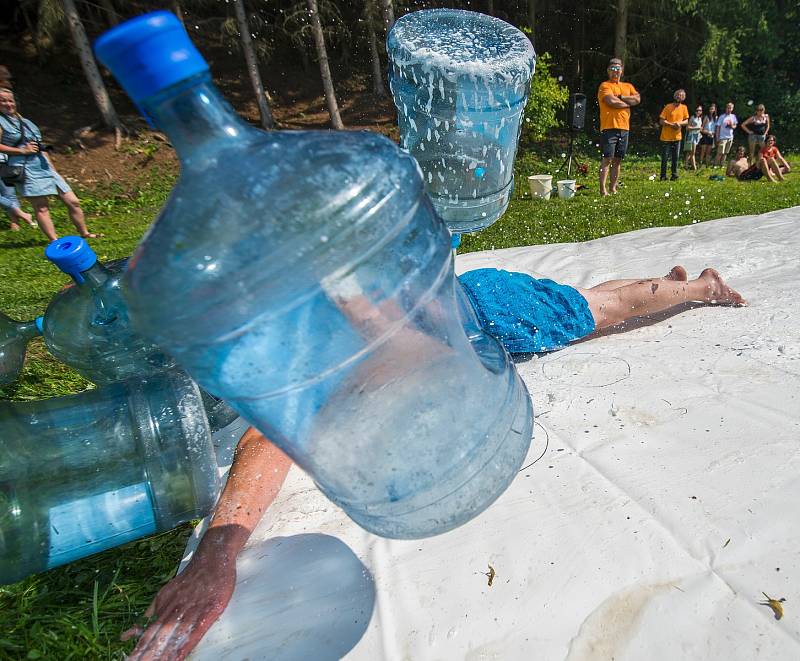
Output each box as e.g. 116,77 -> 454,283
527,174 -> 553,200
557,179 -> 577,200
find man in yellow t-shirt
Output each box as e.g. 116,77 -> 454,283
659,89 -> 689,181
597,58 -> 640,196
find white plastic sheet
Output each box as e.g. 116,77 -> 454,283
189,207 -> 800,660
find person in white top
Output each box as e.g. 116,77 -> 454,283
715,102 -> 738,166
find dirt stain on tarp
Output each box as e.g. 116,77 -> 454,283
565,583 -> 673,661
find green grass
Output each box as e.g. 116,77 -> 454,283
0,149 -> 797,659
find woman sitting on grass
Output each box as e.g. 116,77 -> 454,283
758,135 -> 790,182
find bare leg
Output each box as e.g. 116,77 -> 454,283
760,159 -> 777,182
748,140 -> 756,165
27,196 -> 58,241
58,189 -> 96,237
590,266 -> 687,292
599,157 -> 612,196
580,268 -> 746,330
768,158 -> 785,181
8,206 -> 34,227
609,158 -> 622,193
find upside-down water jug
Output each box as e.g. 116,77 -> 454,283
42,237 -> 238,431
0,312 -> 42,386
387,9 -> 536,233
0,369 -> 219,584
94,12 -> 533,539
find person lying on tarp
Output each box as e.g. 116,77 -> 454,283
123,264 -> 746,660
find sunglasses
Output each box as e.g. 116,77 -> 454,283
608,66 -> 622,71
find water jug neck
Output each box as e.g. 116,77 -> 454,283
1,312 -> 39,342
15,319 -> 40,342
141,74 -> 253,165
75,260 -> 111,289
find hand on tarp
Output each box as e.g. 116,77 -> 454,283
121,548 -> 236,661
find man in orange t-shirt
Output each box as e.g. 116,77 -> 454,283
658,89 -> 689,181
597,58 -> 640,196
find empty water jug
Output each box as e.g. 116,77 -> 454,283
0,312 -> 42,386
0,369 -> 219,584
94,12 -> 533,539
43,236 -> 175,385
42,237 -> 238,431
387,9 -> 536,233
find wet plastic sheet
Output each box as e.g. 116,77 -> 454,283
188,207 -> 800,660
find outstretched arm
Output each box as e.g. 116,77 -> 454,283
122,426 -> 292,661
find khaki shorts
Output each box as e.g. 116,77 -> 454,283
717,138 -> 734,155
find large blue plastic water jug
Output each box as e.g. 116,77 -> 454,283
387,9 -> 536,233
0,369 -> 219,584
95,12 -> 533,539
42,237 -> 238,431
0,312 -> 41,386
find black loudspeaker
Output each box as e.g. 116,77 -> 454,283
567,92 -> 587,131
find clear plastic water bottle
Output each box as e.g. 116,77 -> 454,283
42,237 -> 238,431
0,369 -> 218,584
43,236 -> 175,386
387,9 -> 536,233
95,12 -> 533,539
0,312 -> 42,386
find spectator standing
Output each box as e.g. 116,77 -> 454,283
714,102 -> 738,166
699,103 -> 718,165
658,89 -> 689,181
0,88 -> 97,241
758,135 -> 791,182
597,58 -> 641,196
683,104 -> 703,171
741,104 -> 770,165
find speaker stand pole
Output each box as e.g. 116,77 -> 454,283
556,129 -> 575,177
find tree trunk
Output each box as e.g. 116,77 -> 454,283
99,0 -> 119,26
365,0 -> 386,97
527,0 -> 536,45
614,0 -> 628,61
62,0 -> 121,130
171,1 -> 185,26
232,0 -> 275,130
306,0 -> 344,129
380,0 -> 395,32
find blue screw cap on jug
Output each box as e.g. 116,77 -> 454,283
94,13 -> 533,539
45,236 -> 97,280
94,11 -> 208,104
387,10 -> 536,233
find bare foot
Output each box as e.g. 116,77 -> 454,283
610,187 -> 618,194
8,222 -> 20,231
665,265 -> 688,281
600,190 -> 609,197
80,232 -> 103,239
699,268 -> 747,306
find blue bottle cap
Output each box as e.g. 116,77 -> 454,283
94,11 -> 209,104
45,237 -> 97,277
34,316 -> 44,334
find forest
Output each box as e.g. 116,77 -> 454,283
2,0 -> 799,146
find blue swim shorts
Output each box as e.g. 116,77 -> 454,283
458,268 -> 596,353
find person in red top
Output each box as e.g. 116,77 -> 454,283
597,58 -> 640,196
758,135 -> 791,182
658,89 -> 689,181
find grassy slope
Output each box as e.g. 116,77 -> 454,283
0,151 -> 797,659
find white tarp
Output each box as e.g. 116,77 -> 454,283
191,207 -> 800,660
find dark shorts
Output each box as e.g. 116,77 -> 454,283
699,134 -> 714,146
458,269 -> 596,354
600,129 -> 629,160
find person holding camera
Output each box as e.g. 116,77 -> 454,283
0,87 -> 97,241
